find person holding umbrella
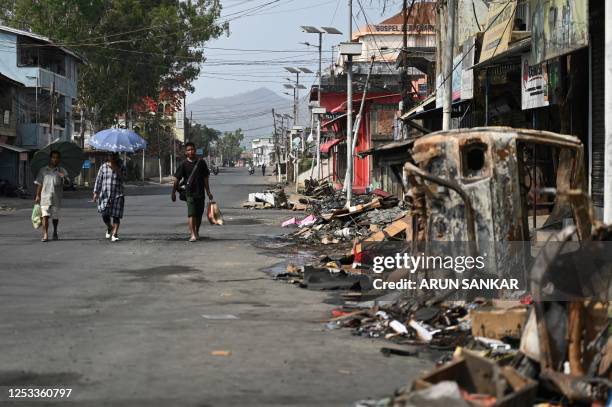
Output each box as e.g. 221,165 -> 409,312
92,153 -> 126,242
88,127 -> 147,241
34,150 -> 69,242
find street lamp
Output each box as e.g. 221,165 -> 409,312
339,40 -> 363,205
284,67 -> 312,126
301,26 -> 342,180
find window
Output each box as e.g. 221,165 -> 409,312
461,142 -> 488,178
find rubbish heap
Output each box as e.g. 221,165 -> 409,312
352,298 -> 611,406
242,184 -> 288,209
275,224 -> 612,406
280,182 -> 405,246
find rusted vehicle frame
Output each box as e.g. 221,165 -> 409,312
401,127 -> 587,244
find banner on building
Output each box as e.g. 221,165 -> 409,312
530,0 -> 589,64
436,53 -> 464,108
461,37 -> 476,100
457,0 -> 489,46
480,0 -> 517,62
521,54 -> 549,110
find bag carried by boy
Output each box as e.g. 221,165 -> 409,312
179,159 -> 201,201
207,201 -> 224,225
31,204 -> 42,229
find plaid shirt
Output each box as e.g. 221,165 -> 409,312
94,162 -> 126,216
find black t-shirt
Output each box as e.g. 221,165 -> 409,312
175,159 -> 210,197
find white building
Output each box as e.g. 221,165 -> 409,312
251,137 -> 275,166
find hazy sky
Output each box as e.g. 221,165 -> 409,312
189,0 -> 403,102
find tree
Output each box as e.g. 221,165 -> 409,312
189,123 -> 221,154
217,129 -> 244,163
0,0 -> 228,127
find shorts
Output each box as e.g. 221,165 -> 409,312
41,205 -> 59,220
186,195 -> 205,218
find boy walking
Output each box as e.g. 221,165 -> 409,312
35,150 -> 68,242
172,143 -> 213,242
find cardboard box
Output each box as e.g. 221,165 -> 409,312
470,306 -> 528,340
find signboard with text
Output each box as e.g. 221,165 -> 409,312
479,0 -> 516,62
521,54 -> 549,110
461,37 -> 476,101
530,0 -> 588,64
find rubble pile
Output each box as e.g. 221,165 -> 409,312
349,298 -> 611,407
281,183 -> 407,245
242,184 -> 288,209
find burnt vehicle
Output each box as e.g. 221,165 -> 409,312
392,127 -> 595,282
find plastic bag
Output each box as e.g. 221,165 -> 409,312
31,204 -> 42,229
207,201 -> 224,225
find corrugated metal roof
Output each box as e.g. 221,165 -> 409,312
0,24 -> 85,63
0,142 -> 31,153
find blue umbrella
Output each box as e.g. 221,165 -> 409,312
89,128 -> 147,153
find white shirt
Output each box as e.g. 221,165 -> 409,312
35,166 -> 68,206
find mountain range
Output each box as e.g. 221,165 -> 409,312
187,87 -> 310,147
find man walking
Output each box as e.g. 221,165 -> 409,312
172,143 -> 213,242
262,163 -> 266,176
35,150 -> 68,242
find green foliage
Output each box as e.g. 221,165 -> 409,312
0,0 -> 228,126
217,129 -> 244,162
189,123 -> 221,155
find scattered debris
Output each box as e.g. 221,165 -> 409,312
243,185 -> 288,209
210,350 -> 231,357
202,314 -> 239,320
380,347 -> 419,358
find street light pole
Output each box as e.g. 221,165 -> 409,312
317,32 -> 323,179
346,0 -> 354,205
301,26 -> 342,181
442,0 -> 456,130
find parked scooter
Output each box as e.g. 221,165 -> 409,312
211,164 -> 219,175
248,166 -> 255,175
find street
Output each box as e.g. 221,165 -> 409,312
0,168 -> 430,407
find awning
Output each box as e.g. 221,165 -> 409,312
401,99 -> 468,121
400,94 -> 436,120
471,37 -> 531,70
0,143 -> 30,153
320,138 -> 344,153
0,73 -> 24,87
358,138 -> 414,157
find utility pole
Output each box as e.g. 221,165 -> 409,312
295,72 -> 300,126
272,109 -> 281,182
126,78 -> 130,129
79,106 -> 85,149
49,79 -> 55,144
317,31 -> 323,180
442,0 -> 456,130
401,0 -> 408,109
345,0 -> 354,205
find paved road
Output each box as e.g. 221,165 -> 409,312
0,168 -> 430,406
